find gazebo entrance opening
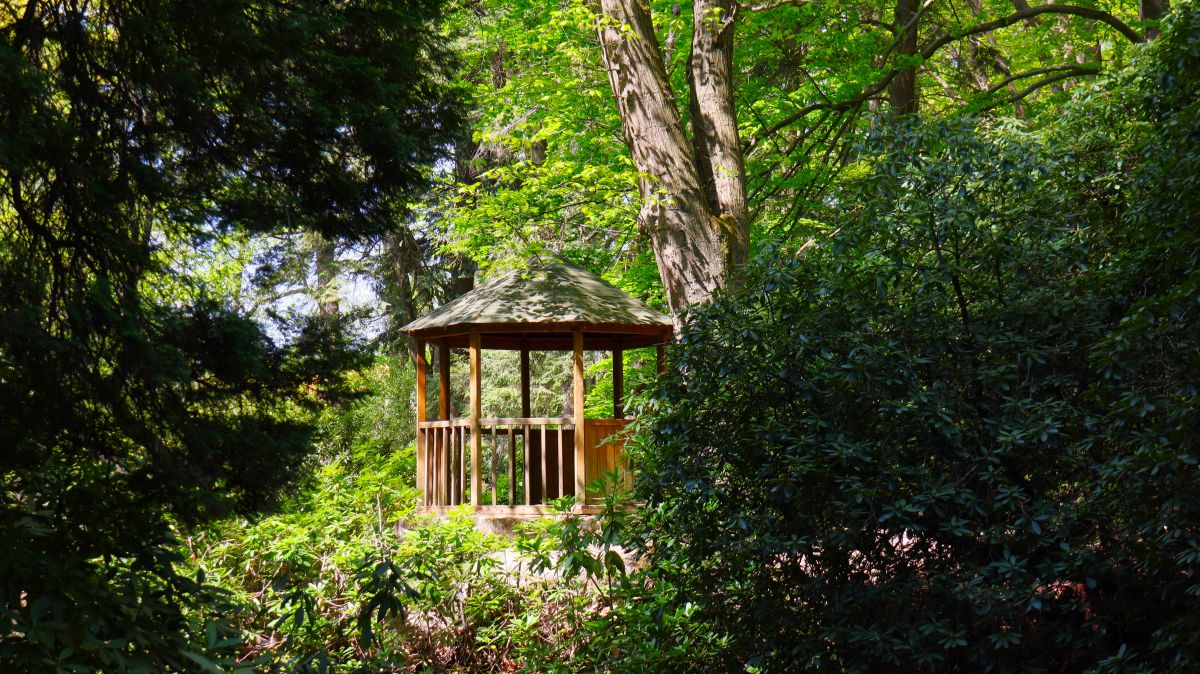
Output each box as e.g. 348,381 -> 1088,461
400,262 -> 673,514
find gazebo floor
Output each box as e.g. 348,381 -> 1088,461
418,504 -> 605,517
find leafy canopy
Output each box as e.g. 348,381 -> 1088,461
0,0 -> 462,670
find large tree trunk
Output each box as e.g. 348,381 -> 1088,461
891,0 -> 921,114
1140,0 -> 1169,39
593,0 -> 739,318
689,0 -> 749,274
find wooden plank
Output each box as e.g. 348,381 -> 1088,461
469,332 -> 482,506
443,427 -> 450,506
573,329 -> 587,503
657,343 -> 666,374
441,427 -> 448,506
523,424 -> 531,506
408,321 -> 672,338
428,436 -> 434,507
420,504 -> 610,517
476,417 -> 571,426
414,340 -> 427,503
540,424 -> 547,504
427,334 -> 665,352
558,425 -> 565,499
508,426 -> 516,505
438,339 -> 450,418
419,419 -> 471,429
490,426 -> 498,506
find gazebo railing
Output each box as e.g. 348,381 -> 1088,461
417,417 -> 630,508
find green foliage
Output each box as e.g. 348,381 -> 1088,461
632,9 -> 1200,670
515,487 -> 728,673
196,445 -> 418,672
0,0 -> 461,669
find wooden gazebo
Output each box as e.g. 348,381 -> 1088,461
399,261 -> 673,514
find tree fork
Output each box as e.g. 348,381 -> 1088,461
593,0 -> 743,319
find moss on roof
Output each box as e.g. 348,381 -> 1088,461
399,261 -> 671,335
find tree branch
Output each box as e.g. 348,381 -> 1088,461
752,3 -> 1141,145
1004,69 -> 1097,105
984,63 -> 1097,94
738,0 -> 812,12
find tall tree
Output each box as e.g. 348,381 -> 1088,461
593,0 -> 742,317
590,0 -> 1145,317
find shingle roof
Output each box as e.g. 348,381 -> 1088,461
399,261 -> 672,337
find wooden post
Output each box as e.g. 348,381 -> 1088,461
573,329 -> 586,505
469,332 -> 483,506
612,343 -> 624,420
413,339 -> 427,503
656,343 -> 667,374
438,339 -> 450,419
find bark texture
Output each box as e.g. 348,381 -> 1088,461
314,236 -> 339,317
1141,0 -> 1169,38
593,0 -> 738,318
689,0 -> 749,273
891,0 -> 921,114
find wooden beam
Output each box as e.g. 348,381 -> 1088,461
430,333 -> 665,351
469,332 -> 483,506
413,339 -> 427,503
656,343 -> 667,374
520,344 -> 531,418
612,344 -> 623,419
414,339 -> 427,422
438,339 -> 450,419
408,320 -> 671,339
573,329 -> 586,504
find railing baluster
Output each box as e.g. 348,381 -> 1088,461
490,426 -> 498,506
508,426 -> 516,505
540,424 -> 547,505
523,424 -> 531,506
558,425 -> 565,499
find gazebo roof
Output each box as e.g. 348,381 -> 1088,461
399,261 -> 672,350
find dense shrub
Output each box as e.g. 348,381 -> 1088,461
631,8 -> 1199,671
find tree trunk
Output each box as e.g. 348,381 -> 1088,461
966,0 -> 1026,117
1141,0 -> 1169,39
386,229 -> 422,327
891,0 -> 921,114
593,0 -> 737,318
689,0 -> 749,274
314,235 -> 339,317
